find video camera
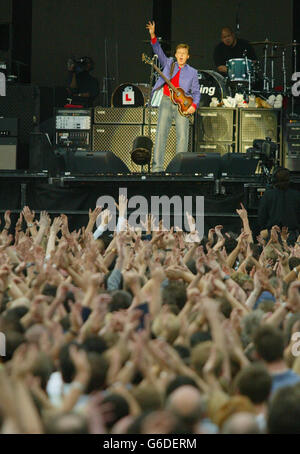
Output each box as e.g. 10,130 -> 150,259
67,56 -> 94,74
246,137 -> 277,171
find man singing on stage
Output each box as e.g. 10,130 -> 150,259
146,21 -> 200,173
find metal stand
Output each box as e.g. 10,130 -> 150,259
101,38 -> 116,107
263,41 -> 270,91
270,45 -> 277,90
282,48 -> 287,95
291,41 -> 298,116
244,54 -> 251,94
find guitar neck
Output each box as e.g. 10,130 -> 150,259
152,62 -> 176,91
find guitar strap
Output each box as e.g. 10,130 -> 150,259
170,60 -> 176,79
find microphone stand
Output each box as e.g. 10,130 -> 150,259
263,40 -> 269,92
235,2 -> 241,36
147,56 -> 155,137
291,41 -> 297,116
244,51 -> 251,94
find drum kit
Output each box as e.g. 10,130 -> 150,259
198,38 -> 300,107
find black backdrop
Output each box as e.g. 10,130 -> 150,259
171,0 -> 293,87
31,0 -> 153,104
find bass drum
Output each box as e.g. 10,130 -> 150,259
111,83 -> 150,107
197,70 -> 228,107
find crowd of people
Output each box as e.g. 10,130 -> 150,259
0,197 -> 300,435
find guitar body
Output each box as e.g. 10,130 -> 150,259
169,86 -> 193,117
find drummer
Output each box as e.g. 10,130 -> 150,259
214,27 -> 256,76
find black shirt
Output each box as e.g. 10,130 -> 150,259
213,38 -> 257,69
67,70 -> 99,107
258,187 -> 300,231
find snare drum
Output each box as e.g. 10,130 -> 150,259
111,83 -> 150,107
227,58 -> 254,83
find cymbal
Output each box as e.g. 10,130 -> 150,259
282,42 -> 300,47
250,39 -> 283,46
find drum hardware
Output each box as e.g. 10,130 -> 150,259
291,40 -> 298,117
244,52 -> 252,95
250,40 -> 284,46
281,42 -> 300,47
227,58 -> 254,83
281,48 -> 288,96
262,40 -> 270,91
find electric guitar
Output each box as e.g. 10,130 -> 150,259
142,53 -> 194,118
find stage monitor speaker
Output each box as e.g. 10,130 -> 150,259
62,150 -> 130,174
94,107 -> 144,124
92,124 -> 143,172
239,109 -> 279,154
166,152 -> 221,176
0,137 -> 17,170
221,153 -> 258,177
196,107 -> 235,142
29,132 -> 64,174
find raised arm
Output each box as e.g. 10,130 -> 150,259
146,20 -> 168,68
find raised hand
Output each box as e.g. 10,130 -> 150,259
89,206 -> 102,223
100,208 -> 112,227
15,212 -> 23,232
4,210 -> 11,229
115,194 -> 128,218
60,214 -> 70,237
22,206 -> 35,225
39,211 -> 51,230
236,203 -> 248,221
50,216 -> 63,235
146,20 -> 155,38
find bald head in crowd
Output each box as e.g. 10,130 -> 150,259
221,412 -> 261,434
166,385 -> 205,426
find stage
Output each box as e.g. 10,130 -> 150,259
1,171 -> 299,235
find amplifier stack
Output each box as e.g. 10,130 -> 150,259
92,106 -> 193,172
284,120 -> 300,171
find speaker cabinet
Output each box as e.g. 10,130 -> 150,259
283,121 -> 300,171
239,108 -> 280,153
61,150 -> 130,173
166,152 -> 221,176
29,132 -> 65,174
0,137 -> 17,169
221,153 -> 258,176
94,107 -> 144,124
92,124 -> 143,172
196,107 -> 236,142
